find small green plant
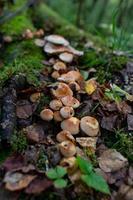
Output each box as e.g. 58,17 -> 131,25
11,131 -> 28,153
46,166 -> 68,189
76,156 -> 110,195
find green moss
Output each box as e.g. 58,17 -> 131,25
11,130 -> 28,153
0,40 -> 44,86
1,0 -> 35,36
104,129 -> 133,162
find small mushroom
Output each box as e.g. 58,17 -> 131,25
80,116 -> 99,137
59,141 -> 76,157
69,82 -> 80,91
45,35 -> 69,46
59,52 -> 74,63
53,111 -> 63,122
30,92 -> 41,103
49,99 -> 63,111
34,29 -> 44,37
60,106 -> 74,119
34,39 -> 45,47
51,82 -> 73,99
22,29 -> 33,39
61,117 -> 80,135
40,109 -> 53,121
58,71 -> 82,83
44,42 -> 68,54
51,71 -> 60,79
53,61 -> 67,71
61,96 -> 80,108
56,130 -> 75,143
60,157 -> 77,174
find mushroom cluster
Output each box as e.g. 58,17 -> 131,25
38,34 -> 100,175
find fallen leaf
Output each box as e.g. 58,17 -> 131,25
4,172 -> 36,191
85,78 -> 97,95
98,149 -> 128,173
16,100 -> 34,119
25,177 -> 52,194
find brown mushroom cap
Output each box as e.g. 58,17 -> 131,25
45,35 -> 69,46
51,82 -> 73,99
53,111 -> 63,122
59,141 -> 76,157
49,99 -> 63,111
59,52 -> 74,63
40,109 -> 53,121
30,92 -> 41,103
80,116 -> 99,137
60,106 -> 74,119
53,61 -> 67,71
51,71 -> 60,79
61,117 -> 80,135
61,96 -> 80,108
56,130 -> 75,143
60,157 -> 77,174
69,82 -> 81,91
44,42 -> 68,54
58,71 -> 81,83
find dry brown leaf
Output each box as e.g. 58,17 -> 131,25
98,149 -> 128,173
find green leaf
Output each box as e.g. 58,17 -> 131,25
76,156 -> 93,174
54,179 -> 68,188
46,168 -> 58,180
81,172 -> 110,195
56,166 -> 67,178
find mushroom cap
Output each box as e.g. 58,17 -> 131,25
61,96 -> 80,108
51,82 -> 73,99
34,39 -> 45,47
61,117 -> 80,135
30,92 -> 41,103
53,61 -> 67,71
49,99 -> 63,111
69,82 -> 80,91
51,71 -> 60,79
40,109 -> 53,121
58,71 -> 81,83
59,141 -> 76,157
59,52 -> 74,63
53,111 -> 63,122
80,116 -> 99,137
56,130 -> 75,143
44,42 -> 68,54
45,35 -> 69,46
60,106 -> 74,119
60,157 -> 77,174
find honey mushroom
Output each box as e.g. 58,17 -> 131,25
56,130 -> 75,143
61,95 -> 80,108
60,106 -> 74,119
59,140 -> 76,157
80,116 -> 99,137
61,117 -> 80,135
53,111 -> 63,122
40,109 -> 53,121
49,99 -> 63,111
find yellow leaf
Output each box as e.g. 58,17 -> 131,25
85,79 -> 97,95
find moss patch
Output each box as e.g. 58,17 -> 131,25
0,40 -> 44,86
1,0 -> 35,36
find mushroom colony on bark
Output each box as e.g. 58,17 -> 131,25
35,34 -> 100,176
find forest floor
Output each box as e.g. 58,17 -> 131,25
0,2 -> 133,200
